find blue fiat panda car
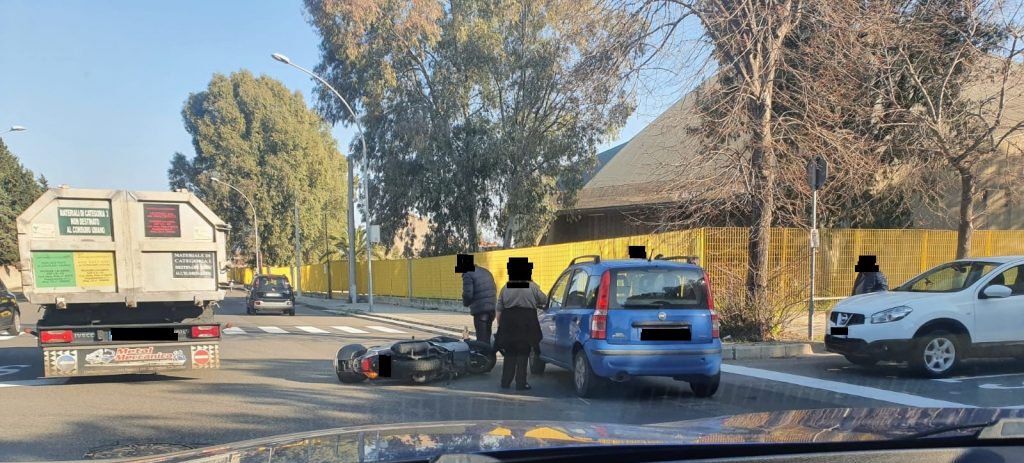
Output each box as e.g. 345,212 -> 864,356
530,255 -> 721,398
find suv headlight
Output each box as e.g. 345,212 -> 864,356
871,306 -> 913,324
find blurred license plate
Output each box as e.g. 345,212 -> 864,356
641,328 -> 691,341
830,327 -> 848,336
265,292 -> 281,297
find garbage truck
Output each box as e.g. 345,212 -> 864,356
17,187 -> 229,377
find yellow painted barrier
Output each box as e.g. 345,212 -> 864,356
236,228 -> 1024,307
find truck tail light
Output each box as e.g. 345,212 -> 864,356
191,325 -> 220,338
40,330 -> 74,344
591,271 -> 610,340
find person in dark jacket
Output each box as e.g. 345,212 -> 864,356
456,254 -> 497,343
852,255 -> 889,295
494,257 -> 546,391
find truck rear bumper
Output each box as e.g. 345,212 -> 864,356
42,341 -> 220,377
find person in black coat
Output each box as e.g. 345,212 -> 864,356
494,258 -> 546,391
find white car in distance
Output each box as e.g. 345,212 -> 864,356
826,256 -> 1024,377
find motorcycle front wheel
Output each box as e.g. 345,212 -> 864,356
466,340 -> 497,374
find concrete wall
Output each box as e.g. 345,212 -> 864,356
0,265 -> 22,291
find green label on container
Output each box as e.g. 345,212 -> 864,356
58,207 -> 112,236
33,252 -> 77,288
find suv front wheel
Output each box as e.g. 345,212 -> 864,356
910,330 -> 962,378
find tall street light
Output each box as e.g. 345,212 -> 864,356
272,52 -> 373,310
211,177 -> 262,275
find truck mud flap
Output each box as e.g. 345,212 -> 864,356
42,342 -> 220,377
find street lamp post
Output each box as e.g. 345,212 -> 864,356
272,52 -> 374,310
211,177 -> 262,275
1,125 -> 27,135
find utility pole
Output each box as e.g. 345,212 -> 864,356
293,204 -> 302,296
324,212 -> 332,299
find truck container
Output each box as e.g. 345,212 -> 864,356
17,187 -> 229,377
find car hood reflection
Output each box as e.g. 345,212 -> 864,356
103,408 -> 1024,463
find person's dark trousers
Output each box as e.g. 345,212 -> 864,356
500,351 -> 530,388
473,312 -> 494,344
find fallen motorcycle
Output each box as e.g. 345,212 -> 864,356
334,336 -> 497,384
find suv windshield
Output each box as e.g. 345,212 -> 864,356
610,267 -> 707,309
894,261 -> 1001,293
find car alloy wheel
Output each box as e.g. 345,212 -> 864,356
573,350 -> 603,397
7,312 -> 20,335
912,330 -> 961,378
923,337 -> 956,373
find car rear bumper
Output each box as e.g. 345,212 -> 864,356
824,335 -> 913,360
253,299 -> 294,310
586,341 -> 721,378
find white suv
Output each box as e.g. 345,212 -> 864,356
826,256 -> 1024,378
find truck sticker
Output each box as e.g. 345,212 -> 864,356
32,251 -> 116,289
32,252 -> 77,288
172,252 -> 215,279
83,347 -> 187,368
144,203 -> 181,237
58,207 -> 111,236
73,252 -> 116,288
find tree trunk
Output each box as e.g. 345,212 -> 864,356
469,201 -> 480,253
956,166 -> 975,259
745,93 -> 777,341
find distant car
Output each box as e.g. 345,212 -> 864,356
530,255 -> 721,398
826,256 -> 1024,378
246,275 -> 296,316
0,280 -> 20,336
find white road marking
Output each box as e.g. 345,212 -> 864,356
222,327 -> 247,335
367,325 -> 405,334
933,372 -> 1024,383
351,314 -> 464,337
0,378 -> 69,388
297,326 -> 329,334
333,326 -> 369,334
979,381 -> 1024,390
721,364 -> 975,408
259,326 -> 289,334
0,365 -> 30,377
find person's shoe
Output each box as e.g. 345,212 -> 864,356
516,384 -> 532,391
500,383 -> 510,389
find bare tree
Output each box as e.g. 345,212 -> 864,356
875,0 -> 1024,258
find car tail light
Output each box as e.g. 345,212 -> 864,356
704,273 -> 715,310
591,271 -> 610,340
705,273 -> 719,338
191,325 -> 220,338
711,309 -> 720,339
40,330 -> 74,344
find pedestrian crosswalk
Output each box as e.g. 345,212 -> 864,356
221,325 -> 407,336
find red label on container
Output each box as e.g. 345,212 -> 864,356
144,204 -> 181,237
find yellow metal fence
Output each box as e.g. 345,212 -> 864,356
229,228 -> 1024,308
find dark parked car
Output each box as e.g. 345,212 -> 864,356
246,275 -> 296,315
0,280 -> 21,336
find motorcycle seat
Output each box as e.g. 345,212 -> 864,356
392,340 -> 432,358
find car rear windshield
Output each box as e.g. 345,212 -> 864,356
609,267 -> 708,309
256,276 -> 290,291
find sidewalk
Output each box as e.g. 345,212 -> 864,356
295,295 -> 821,360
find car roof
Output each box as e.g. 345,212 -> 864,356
952,255 -> 1024,264
570,258 -> 701,273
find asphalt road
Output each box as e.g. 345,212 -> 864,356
3,293 -> 1024,461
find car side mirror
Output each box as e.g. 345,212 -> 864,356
983,284 -> 1012,299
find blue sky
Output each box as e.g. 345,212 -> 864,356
0,1 -> 672,192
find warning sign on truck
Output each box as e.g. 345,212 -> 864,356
58,207 -> 112,236
33,251 -> 116,288
172,252 -> 215,278
144,203 -> 181,237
